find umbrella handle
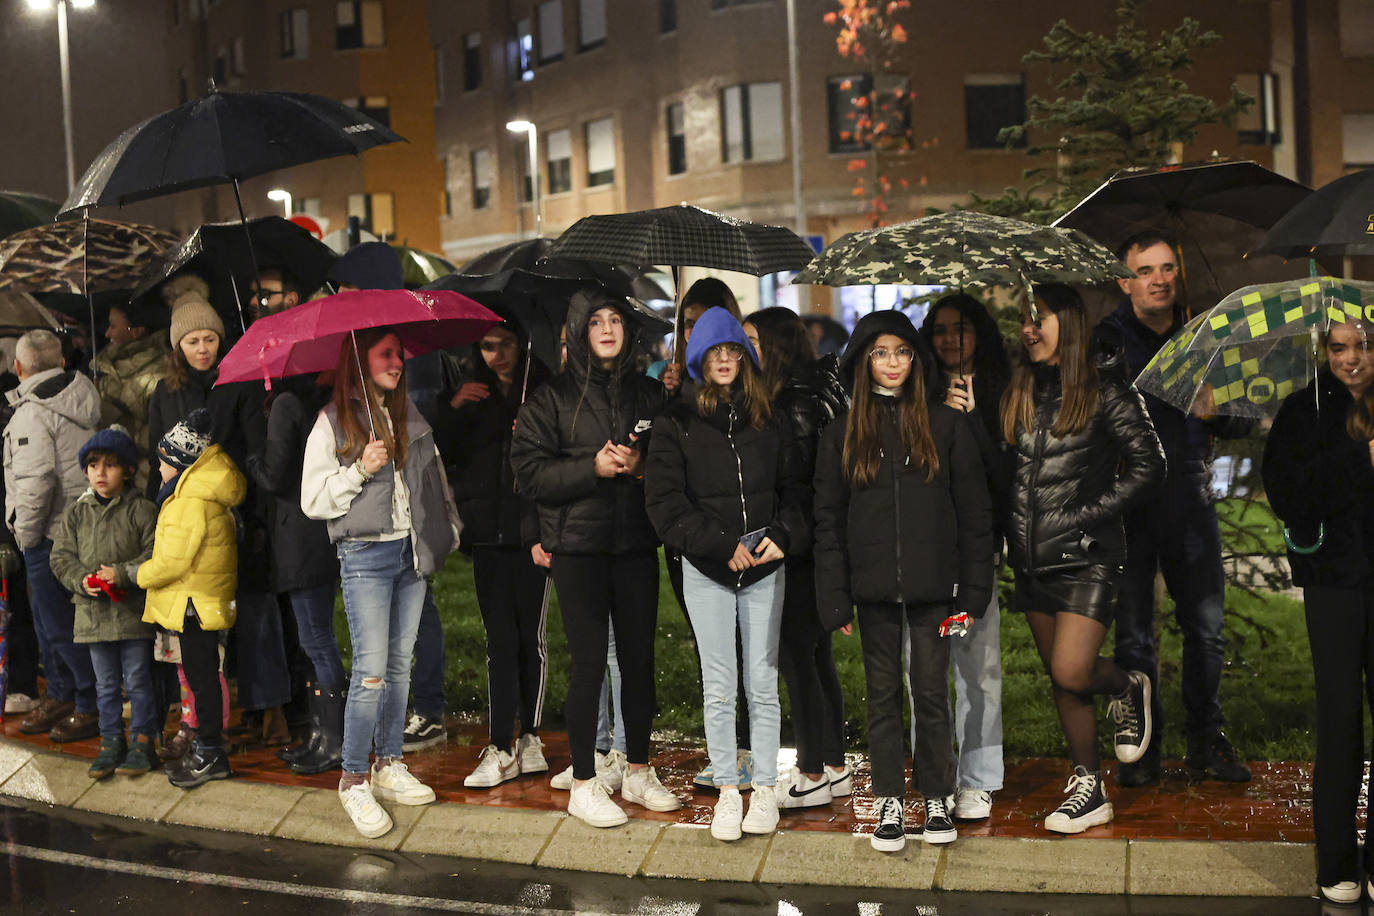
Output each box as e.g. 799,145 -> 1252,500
520,337 -> 533,404
1283,523 -> 1324,555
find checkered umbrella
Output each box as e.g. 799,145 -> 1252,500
1136,276 -> 1374,419
541,204 -> 814,276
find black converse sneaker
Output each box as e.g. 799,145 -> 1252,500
921,795 -> 957,844
1109,670 -> 1152,764
870,796 -> 906,852
1044,766 -> 1114,834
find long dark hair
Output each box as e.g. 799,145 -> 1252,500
748,307 -> 817,401
843,337 -> 938,486
697,345 -> 771,429
332,326 -> 410,468
673,277 -> 742,364
1001,284 -> 1099,444
918,293 -> 1011,395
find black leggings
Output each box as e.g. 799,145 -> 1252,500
473,546 -> 549,749
778,560 -> 845,773
180,605 -> 224,748
552,552 -> 659,780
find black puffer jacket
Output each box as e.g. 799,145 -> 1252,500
245,377 -> 336,592
435,359 -> 549,552
1005,357 -> 1165,576
645,396 -> 810,589
510,290 -> 665,556
772,355 -> 848,561
1261,371 -> 1374,588
813,399 -> 994,630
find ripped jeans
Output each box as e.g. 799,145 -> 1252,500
338,536 -> 427,774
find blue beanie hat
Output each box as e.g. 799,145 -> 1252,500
79,425 -> 139,471
685,306 -> 760,382
329,241 -> 403,291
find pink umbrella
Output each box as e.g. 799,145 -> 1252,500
216,288 -> 500,387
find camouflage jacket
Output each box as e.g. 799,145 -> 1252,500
92,334 -> 169,483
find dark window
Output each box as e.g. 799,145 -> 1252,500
171,0 -> 181,27
336,1 -> 384,51
513,18 -> 534,81
666,103 -> 686,175
177,69 -> 188,104
213,51 -> 227,86
711,0 -> 764,7
660,0 -> 676,33
463,32 -> 482,91
579,0 -> 606,51
827,73 -> 910,153
964,76 -> 1026,149
281,9 -> 309,59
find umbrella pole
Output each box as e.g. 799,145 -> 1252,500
520,337 -> 533,404
83,207 -> 97,361
231,177 -> 257,333
350,328 -> 378,441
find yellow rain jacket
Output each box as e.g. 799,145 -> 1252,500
138,445 -> 246,632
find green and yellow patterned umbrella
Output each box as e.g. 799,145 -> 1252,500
1137,276 -> 1374,418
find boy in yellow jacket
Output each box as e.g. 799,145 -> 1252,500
135,408 -> 245,789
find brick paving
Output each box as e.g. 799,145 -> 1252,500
3,715 -> 1319,844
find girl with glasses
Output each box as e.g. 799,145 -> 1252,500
645,306 -> 810,841
813,310 -> 994,852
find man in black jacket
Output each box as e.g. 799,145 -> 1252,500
1094,232 -> 1252,786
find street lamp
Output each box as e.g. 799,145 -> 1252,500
26,0 -> 95,193
506,120 -> 541,237
267,188 -> 293,218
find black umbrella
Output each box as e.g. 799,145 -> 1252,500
0,191 -> 59,239
460,237 -> 671,302
541,204 -> 815,276
1055,160 -> 1316,309
131,216 -> 337,334
1254,167 -> 1374,258
60,86 -> 404,215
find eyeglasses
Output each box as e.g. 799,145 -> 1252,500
251,287 -> 284,305
709,344 -> 746,362
870,346 -> 915,364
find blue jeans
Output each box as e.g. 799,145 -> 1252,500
903,560 -> 1004,791
1115,502 -> 1228,749
87,639 -> 157,740
411,582 -> 446,721
22,540 -> 95,712
338,537 -> 427,774
595,625 -> 626,755
681,561 -> 784,787
232,590 -> 292,711
288,584 -> 345,690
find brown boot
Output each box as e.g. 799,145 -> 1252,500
261,706 -> 291,746
157,723 -> 194,761
49,710 -> 100,743
20,697 -> 74,735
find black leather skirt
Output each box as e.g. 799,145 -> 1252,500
1014,564 -> 1122,624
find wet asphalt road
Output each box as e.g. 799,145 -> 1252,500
0,798 -> 1341,915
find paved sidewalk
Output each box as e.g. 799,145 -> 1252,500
0,720 -> 1318,897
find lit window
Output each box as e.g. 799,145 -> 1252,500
471,149 -> 493,209
547,129 -> 572,193
280,8 -> 310,60
539,1 -> 564,64
586,117 -> 615,187
721,82 -> 783,163
336,1 -> 384,50
666,103 -> 686,175
579,0 -> 606,51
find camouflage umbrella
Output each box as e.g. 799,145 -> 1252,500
0,217 -> 179,296
1136,276 -> 1374,419
793,211 -> 1133,293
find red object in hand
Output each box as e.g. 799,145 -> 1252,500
939,612 -> 970,638
84,575 -> 125,603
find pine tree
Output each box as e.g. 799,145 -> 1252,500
968,0 -> 1253,223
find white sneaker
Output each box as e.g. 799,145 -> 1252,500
518,734 -> 548,774
371,760 -> 436,805
550,763 -> 575,791
4,692 -> 38,715
339,781 -> 392,838
953,787 -> 992,820
741,783 -> 779,834
621,765 -> 682,812
597,749 -> 627,793
463,745 -> 520,789
775,767 -> 834,809
568,777 -> 628,828
711,786 -> 744,841
1321,880 -> 1361,904
827,764 -> 853,797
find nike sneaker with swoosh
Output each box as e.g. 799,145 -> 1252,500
775,766 -> 834,809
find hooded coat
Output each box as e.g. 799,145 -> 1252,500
50,487 -> 159,643
91,333 -> 169,479
1004,352 -> 1166,576
3,367 -> 102,550
510,289 -> 665,556
137,444 -> 246,632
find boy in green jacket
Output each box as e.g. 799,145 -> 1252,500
50,427 -> 159,778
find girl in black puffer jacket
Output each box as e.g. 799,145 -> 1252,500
510,288 -> 674,829
436,318 -> 551,790
1003,284 -> 1164,836
645,306 -> 809,842
813,310 -> 993,853
746,307 -> 851,808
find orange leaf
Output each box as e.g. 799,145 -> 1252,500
847,159 -> 867,171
